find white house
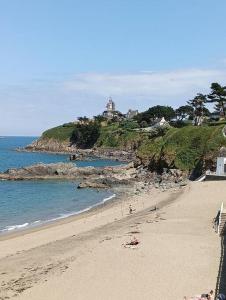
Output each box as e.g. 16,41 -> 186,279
152,117 -> 168,127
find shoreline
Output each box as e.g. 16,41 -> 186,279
18,141 -> 135,162
0,183 -> 181,245
17,148 -> 130,162
0,181 -> 222,299
0,191 -> 119,240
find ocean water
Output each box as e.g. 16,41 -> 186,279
0,137 -> 120,233
0,136 -> 123,172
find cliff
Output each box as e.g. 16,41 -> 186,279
137,125 -> 226,177
25,122 -> 226,177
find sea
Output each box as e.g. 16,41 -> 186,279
0,136 -> 122,234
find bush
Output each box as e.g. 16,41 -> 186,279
148,124 -> 171,138
71,122 -> 100,148
119,120 -> 139,130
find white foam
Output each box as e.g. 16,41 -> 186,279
3,222 -> 29,232
102,193 -> 116,203
0,194 -> 116,233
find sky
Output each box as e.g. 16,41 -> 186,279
0,0 -> 226,135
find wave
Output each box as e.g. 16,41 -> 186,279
50,193 -> 116,221
0,194 -> 116,233
2,222 -> 29,232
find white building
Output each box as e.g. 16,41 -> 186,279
126,109 -> 138,119
103,98 -> 116,119
153,117 -> 168,127
106,97 -> 115,112
216,157 -> 226,176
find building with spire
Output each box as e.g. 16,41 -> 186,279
102,97 -> 138,121
102,97 -> 123,120
106,97 -> 115,112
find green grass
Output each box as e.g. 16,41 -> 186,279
137,125 -> 226,174
40,121 -> 226,175
96,123 -> 147,150
42,123 -> 76,141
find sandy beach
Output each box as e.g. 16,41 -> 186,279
0,181 -> 223,300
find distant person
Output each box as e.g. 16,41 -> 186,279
184,290 -> 214,300
129,205 -> 133,214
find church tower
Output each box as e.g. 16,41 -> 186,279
106,97 -> 116,112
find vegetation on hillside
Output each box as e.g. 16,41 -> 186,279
135,105 -> 175,126
95,121 -> 144,150
71,122 -> 100,148
39,82 -> 226,176
137,125 -> 226,176
42,123 -> 76,141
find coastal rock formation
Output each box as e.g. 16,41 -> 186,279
24,138 -> 71,152
0,162 -> 188,192
77,177 -> 131,189
0,162 -> 136,181
23,138 -> 134,162
77,181 -> 108,189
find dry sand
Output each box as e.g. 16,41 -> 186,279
0,181 -> 223,300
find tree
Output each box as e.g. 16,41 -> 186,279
202,107 -> 211,117
120,120 -> 139,129
94,115 -> 107,123
175,105 -> 194,120
135,105 -> 175,125
207,83 -> 226,118
187,93 -> 206,126
71,122 -> 100,148
147,105 -> 175,121
77,116 -> 89,124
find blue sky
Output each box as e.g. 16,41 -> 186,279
0,0 -> 226,135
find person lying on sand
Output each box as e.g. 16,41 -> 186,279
184,290 -> 214,300
126,237 -> 139,246
123,237 -> 140,248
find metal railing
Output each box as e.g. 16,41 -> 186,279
218,202 -> 224,235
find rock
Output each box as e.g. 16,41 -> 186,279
25,138 -> 71,152
179,181 -> 188,187
77,181 -> 108,189
23,138 -> 135,162
0,162 -> 136,182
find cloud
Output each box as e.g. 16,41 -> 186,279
1,67 -> 226,135
62,68 -> 226,102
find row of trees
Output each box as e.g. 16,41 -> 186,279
77,82 -> 226,128
134,82 -> 226,126
186,83 -> 226,125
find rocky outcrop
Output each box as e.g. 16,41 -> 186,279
22,138 -> 134,162
0,161 -> 188,193
77,177 -> 131,189
135,166 -> 188,188
77,181 -> 108,189
0,162 -> 136,181
24,138 -> 71,152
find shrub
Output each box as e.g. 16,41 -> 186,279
71,122 -> 100,148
